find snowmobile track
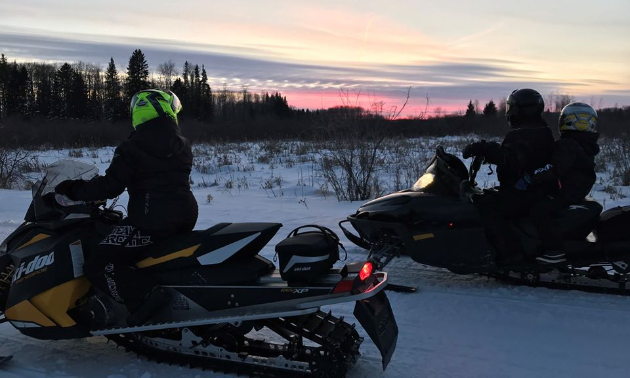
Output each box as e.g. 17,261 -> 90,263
105,310 -> 362,378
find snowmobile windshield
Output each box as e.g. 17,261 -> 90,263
33,160 -> 99,198
26,160 -> 99,222
411,151 -> 468,196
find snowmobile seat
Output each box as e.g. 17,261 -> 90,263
131,222 -> 281,285
514,198 -> 602,241
135,222 -> 282,272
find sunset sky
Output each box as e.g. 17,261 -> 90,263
1,0 -> 629,115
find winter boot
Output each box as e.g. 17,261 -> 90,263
126,287 -> 172,327
536,250 -> 566,265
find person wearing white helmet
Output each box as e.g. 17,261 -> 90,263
523,102 -> 600,264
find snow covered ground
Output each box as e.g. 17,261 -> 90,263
1,141 -> 630,378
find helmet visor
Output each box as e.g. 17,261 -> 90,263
129,93 -> 140,115
169,91 -> 182,114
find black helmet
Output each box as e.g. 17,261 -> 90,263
506,88 -> 545,128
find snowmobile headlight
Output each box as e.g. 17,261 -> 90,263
412,173 -> 435,191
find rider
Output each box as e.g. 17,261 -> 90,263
55,89 -> 198,326
462,88 -> 554,264
527,102 -> 600,264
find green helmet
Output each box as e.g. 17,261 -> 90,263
129,89 -> 182,129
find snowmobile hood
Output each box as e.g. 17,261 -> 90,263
358,191 -> 413,212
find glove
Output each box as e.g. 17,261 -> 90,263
462,142 -> 485,159
54,180 -> 77,199
515,173 -> 532,191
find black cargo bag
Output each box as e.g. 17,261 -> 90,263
275,225 -> 346,283
596,205 -> 630,242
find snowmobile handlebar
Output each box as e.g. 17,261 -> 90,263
41,192 -> 121,222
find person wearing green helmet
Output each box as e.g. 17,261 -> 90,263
55,89 -> 198,326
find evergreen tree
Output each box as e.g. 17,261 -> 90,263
465,100 -> 476,117
54,63 -> 75,118
182,61 -> 190,88
200,65 -> 213,121
36,74 -> 52,117
483,100 -> 498,117
191,64 -> 201,118
104,57 -> 123,121
69,70 -> 87,118
0,54 -> 9,118
125,49 -> 150,100
5,64 -> 31,116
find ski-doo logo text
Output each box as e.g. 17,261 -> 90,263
12,251 -> 55,284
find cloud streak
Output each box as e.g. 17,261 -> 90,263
0,26 -> 627,112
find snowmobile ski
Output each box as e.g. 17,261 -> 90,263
385,283 -> 418,293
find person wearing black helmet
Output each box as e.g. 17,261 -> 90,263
526,102 -> 600,264
54,89 -> 198,326
462,88 -> 554,264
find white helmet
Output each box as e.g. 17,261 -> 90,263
559,102 -> 598,133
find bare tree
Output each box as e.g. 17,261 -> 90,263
317,87 -> 410,201
554,93 -> 574,112
157,60 -> 178,90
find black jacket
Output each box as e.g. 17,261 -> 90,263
532,131 -> 600,203
481,121 -> 554,188
68,117 -> 198,233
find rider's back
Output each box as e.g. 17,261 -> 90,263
549,131 -> 599,204
70,116 -> 198,234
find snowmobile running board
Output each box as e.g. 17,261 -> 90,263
491,265 -> 630,295
92,307 -> 317,335
93,271 -> 389,335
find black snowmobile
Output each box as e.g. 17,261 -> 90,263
0,160 -> 398,377
340,146 -> 630,293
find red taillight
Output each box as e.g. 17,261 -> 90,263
359,262 -> 373,281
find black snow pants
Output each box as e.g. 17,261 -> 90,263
528,196 -> 570,252
84,219 -> 165,310
477,188 -> 546,263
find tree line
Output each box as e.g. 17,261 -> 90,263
0,50 -> 293,124
0,49 -> 628,148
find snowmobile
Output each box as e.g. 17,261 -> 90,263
0,160 -> 398,377
340,146 -> 630,293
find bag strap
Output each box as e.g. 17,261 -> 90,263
286,225 -> 347,261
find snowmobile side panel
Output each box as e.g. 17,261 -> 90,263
353,291 -> 398,370
5,226 -> 100,307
